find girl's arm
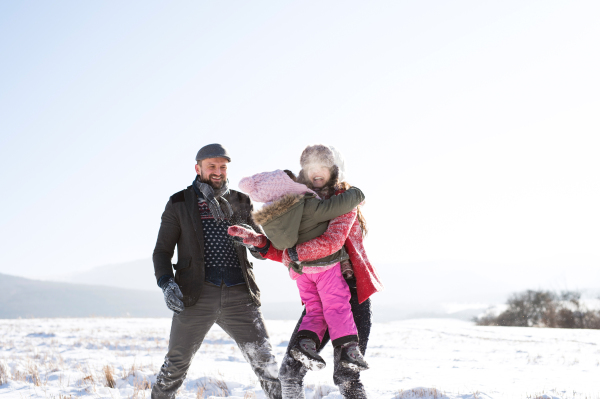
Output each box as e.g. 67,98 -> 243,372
228,207 -> 357,265
227,225 -> 285,263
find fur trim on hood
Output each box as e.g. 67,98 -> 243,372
252,193 -> 304,226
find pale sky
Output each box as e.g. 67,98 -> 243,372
1,1 -> 599,279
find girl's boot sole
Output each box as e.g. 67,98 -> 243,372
290,348 -> 326,370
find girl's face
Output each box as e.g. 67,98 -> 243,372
307,165 -> 331,188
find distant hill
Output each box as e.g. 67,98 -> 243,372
47,258 -> 158,291
33,257 -> 600,321
38,258 -> 522,321
0,273 -> 170,318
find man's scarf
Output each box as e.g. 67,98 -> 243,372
192,176 -> 234,223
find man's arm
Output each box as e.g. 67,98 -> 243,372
153,199 -> 181,286
153,198 -> 186,314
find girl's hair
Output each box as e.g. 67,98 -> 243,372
297,165 -> 368,237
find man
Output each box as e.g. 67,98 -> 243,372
151,143 -> 281,399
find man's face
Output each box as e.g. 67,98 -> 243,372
306,165 -> 331,188
195,157 -> 229,189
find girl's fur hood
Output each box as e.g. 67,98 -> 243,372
252,193 -> 306,226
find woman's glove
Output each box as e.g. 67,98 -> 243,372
228,225 -> 268,248
282,246 -> 299,267
340,259 -> 354,279
161,278 -> 185,314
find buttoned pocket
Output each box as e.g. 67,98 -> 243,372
173,258 -> 191,271
173,258 -> 192,286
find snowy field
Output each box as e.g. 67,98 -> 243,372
0,318 -> 598,399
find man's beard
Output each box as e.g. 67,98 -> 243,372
200,174 -> 225,190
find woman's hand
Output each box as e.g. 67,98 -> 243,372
282,246 -> 299,267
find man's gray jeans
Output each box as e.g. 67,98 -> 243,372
152,282 -> 281,399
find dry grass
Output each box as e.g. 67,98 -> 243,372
395,387 -> 446,398
525,391 -> 600,399
0,352 -> 158,396
306,383 -> 336,399
103,365 -> 116,388
212,374 -> 230,397
27,362 -> 41,386
243,389 -> 256,399
130,376 -> 152,399
196,384 -> 206,399
0,361 -> 10,385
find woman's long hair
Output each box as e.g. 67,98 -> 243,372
297,165 -> 368,237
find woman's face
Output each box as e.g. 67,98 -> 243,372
306,165 -> 331,188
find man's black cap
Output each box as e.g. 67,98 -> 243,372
195,143 -> 231,162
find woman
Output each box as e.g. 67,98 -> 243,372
229,144 -> 383,398
278,144 -> 383,399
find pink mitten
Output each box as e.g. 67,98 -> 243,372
227,225 -> 268,248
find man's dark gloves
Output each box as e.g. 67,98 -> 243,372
161,278 -> 185,314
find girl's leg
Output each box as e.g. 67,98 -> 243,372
314,266 -> 358,345
296,274 -> 328,343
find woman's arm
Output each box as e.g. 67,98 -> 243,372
289,208 -> 357,263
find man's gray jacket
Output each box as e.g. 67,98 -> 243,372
153,185 -> 265,307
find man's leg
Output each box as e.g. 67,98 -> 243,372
152,283 -> 221,399
216,284 -> 282,399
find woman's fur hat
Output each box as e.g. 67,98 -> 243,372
300,144 -> 346,182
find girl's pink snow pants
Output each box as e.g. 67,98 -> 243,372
295,264 -> 358,344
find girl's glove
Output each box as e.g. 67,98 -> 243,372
228,225 -> 268,248
161,278 -> 185,314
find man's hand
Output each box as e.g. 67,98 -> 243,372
161,278 -> 185,314
228,225 -> 268,248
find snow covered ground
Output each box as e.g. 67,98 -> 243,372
0,318 -> 598,399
